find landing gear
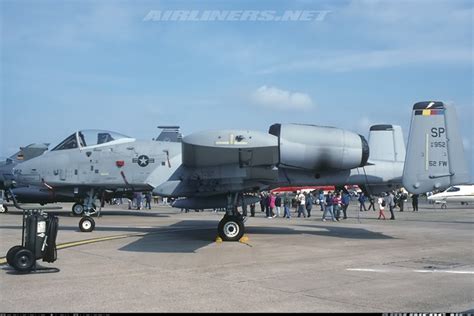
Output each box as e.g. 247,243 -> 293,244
0,204 -> 6,213
441,203 -> 447,209
217,192 -> 247,241
218,215 -> 244,241
84,203 -> 97,216
72,203 -> 84,216
77,189 -> 99,232
79,216 -> 95,232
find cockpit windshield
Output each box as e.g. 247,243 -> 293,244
51,130 -> 132,151
51,133 -> 78,151
78,130 -> 131,147
446,186 -> 460,192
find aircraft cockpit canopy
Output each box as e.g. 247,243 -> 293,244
51,133 -> 78,151
445,186 -> 460,192
51,130 -> 133,151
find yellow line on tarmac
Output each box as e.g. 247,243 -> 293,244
56,233 -> 146,250
0,226 -> 219,265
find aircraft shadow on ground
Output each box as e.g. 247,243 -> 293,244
118,220 -> 218,253
118,220 -> 394,254
0,218 -> 394,254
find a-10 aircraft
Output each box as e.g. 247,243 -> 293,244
6,101 -> 470,241
0,143 -> 50,212
0,126 -> 182,214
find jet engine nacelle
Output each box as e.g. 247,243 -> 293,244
269,124 -> 369,171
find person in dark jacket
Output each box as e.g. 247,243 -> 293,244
412,194 -> 419,211
305,193 -> 313,218
341,191 -> 351,219
275,193 -> 282,217
387,191 -> 396,220
358,192 -> 368,212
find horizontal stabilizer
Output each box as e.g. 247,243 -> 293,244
402,101 -> 469,194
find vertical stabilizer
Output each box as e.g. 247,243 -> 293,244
155,126 -> 182,142
368,125 -> 405,162
402,101 -> 469,194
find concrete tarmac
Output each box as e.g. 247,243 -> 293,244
0,201 -> 473,313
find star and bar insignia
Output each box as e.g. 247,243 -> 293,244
133,155 -> 155,167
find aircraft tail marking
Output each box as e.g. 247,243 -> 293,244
402,101 -> 469,194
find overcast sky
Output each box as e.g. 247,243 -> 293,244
1,0 -> 473,180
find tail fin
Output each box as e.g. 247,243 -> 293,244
402,101 -> 469,194
9,143 -> 49,162
155,126 -> 182,142
368,124 -> 405,162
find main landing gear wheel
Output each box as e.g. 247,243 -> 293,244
441,203 -> 447,209
6,245 -> 23,266
11,247 -> 35,273
79,216 -> 95,232
72,203 -> 84,216
218,215 -> 244,242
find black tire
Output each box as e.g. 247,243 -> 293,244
441,203 -> 447,209
72,203 -> 84,216
79,216 -> 95,232
217,215 -> 244,242
12,248 -> 35,273
6,245 -> 23,267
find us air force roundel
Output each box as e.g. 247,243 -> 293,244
133,155 -> 155,167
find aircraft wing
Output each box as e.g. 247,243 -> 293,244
154,129 -> 280,197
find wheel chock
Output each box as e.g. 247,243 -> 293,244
239,235 -> 249,243
215,236 -> 223,243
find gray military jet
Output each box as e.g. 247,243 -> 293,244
1,143 -> 51,212
10,129 -> 181,230
11,102 -> 469,240
1,126 -> 182,215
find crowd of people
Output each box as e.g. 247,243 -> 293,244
106,191 -> 162,210
252,189 -> 420,222
102,188 -> 421,219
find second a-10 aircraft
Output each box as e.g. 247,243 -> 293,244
3,101 -> 469,240
0,126 -> 182,214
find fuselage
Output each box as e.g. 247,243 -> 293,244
12,128 -> 406,202
13,130 -> 181,198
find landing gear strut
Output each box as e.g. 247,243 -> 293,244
217,193 -> 246,241
78,189 -> 98,232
